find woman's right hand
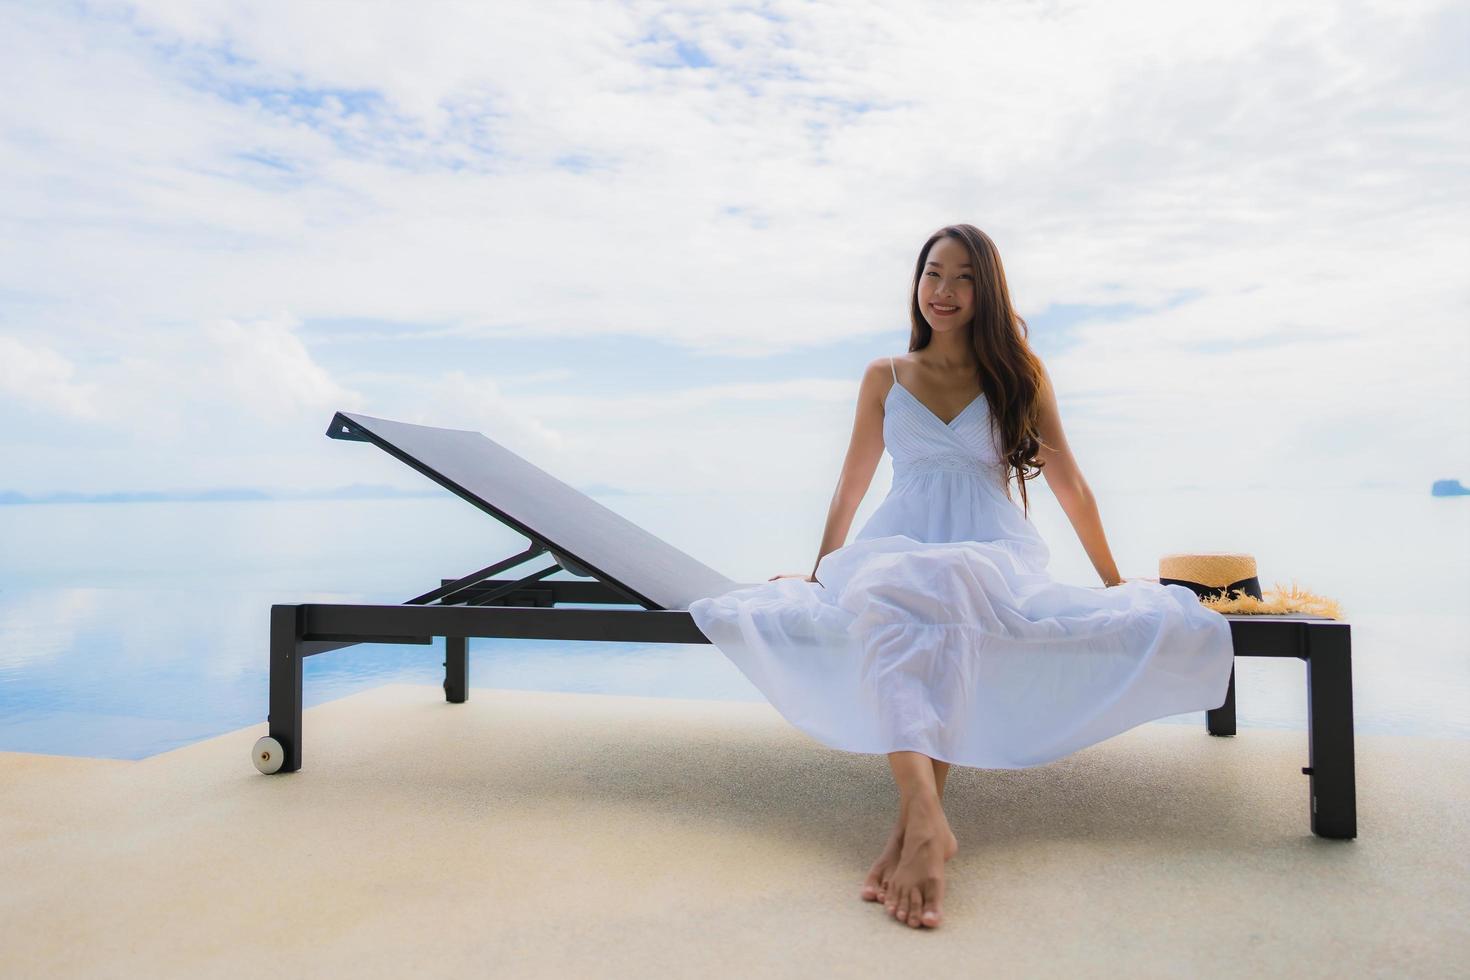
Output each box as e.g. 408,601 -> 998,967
769,571 -> 817,582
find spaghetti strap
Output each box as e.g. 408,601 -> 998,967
889,356 -> 898,383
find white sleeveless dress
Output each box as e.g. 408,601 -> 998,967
687,356 -> 1236,769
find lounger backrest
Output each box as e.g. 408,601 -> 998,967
329,412 -> 749,610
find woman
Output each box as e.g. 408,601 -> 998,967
687,224 -> 1235,931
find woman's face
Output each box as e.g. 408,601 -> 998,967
916,236 -> 975,332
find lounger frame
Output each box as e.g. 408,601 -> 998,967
263,412 -> 1357,841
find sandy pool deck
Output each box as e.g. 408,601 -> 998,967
2,683 -> 1467,977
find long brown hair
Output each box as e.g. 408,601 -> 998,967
907,224 -> 1048,518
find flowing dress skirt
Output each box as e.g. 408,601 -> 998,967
687,461 -> 1235,769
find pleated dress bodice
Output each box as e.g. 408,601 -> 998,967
860,357 -> 1049,569
882,357 -> 1006,490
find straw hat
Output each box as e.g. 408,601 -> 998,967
1158,552 -> 1262,601
1158,552 -> 1344,619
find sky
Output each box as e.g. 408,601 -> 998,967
0,0 -> 1466,501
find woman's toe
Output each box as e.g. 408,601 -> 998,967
923,882 -> 944,927
907,887 -> 924,927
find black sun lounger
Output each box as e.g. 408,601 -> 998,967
255,411 -> 1357,840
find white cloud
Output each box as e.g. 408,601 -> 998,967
0,336 -> 98,420
197,314 -> 355,423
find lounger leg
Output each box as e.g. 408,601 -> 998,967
444,636 -> 468,703
268,604 -> 304,773
1206,663 -> 1237,736
1305,626 -> 1356,839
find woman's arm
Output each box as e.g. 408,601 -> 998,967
1034,362 -> 1124,587
808,359 -> 890,580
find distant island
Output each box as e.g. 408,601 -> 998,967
0,479 -> 641,505
0,484 -> 447,506
1431,479 -> 1469,497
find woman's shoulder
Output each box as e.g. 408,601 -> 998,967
862,353 -> 903,370
862,354 -> 906,385
865,352 -> 912,371
857,356 -> 904,406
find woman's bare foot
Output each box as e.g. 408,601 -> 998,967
883,795 -> 958,928
860,815 -> 905,902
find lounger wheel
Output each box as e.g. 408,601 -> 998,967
252,736 -> 285,774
